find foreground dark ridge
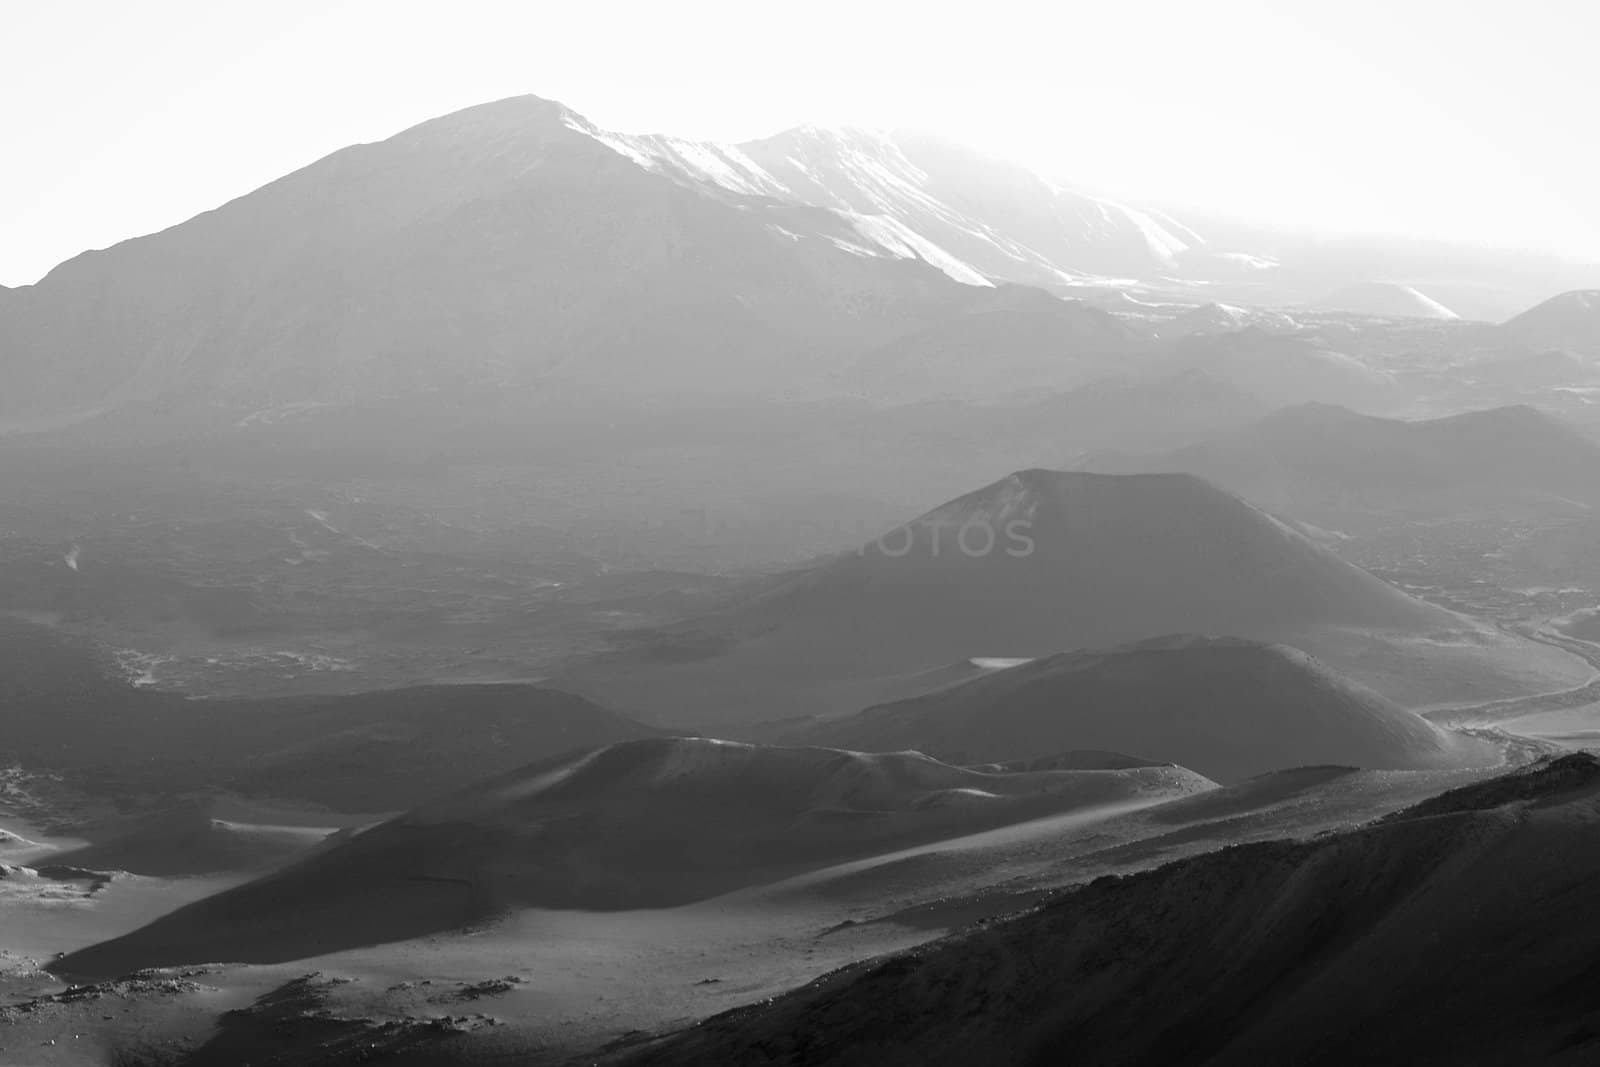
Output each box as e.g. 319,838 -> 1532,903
618,753 -> 1600,1066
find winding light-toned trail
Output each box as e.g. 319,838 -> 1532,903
1428,624 -> 1600,729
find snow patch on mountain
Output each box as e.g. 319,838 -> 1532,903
566,114 -> 1204,289
585,127 -> 788,199
839,214 -> 995,286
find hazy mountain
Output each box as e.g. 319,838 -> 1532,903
563,470 -> 1586,724
8,93 -> 1591,430
806,635 -> 1496,783
1,98 -> 1255,426
1159,328 -> 1397,409
1500,289 -> 1600,354
0,96 -> 1005,422
55,737 -> 1212,974
625,754 -> 1600,1067
1159,204 -> 1599,318
1313,282 -> 1461,320
847,287 -> 1146,401
1083,403 -> 1600,525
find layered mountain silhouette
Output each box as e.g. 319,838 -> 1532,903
54,737 -> 1212,974
1083,403 -> 1600,525
624,754 -> 1600,1066
7,94 -> 1599,428
1158,329 -> 1396,408
0,618 -> 659,810
8,93 -> 1597,427
0,96 -> 998,419
564,470 -> 1587,724
806,636 -> 1497,783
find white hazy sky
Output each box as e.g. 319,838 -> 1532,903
5,0 -> 1598,286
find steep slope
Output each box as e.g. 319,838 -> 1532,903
1083,403 -> 1600,525
1313,281 -> 1461,320
0,96 -> 992,421
807,636 -> 1497,783
1499,289 -> 1600,354
623,754 -> 1600,1067
54,738 -> 1213,974
564,471 -> 1587,724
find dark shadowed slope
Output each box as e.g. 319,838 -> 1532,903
623,754 -> 1600,1067
0,619 -> 660,811
54,738 -> 1212,974
1083,402 -> 1600,525
563,470 -> 1587,725
806,636 -> 1498,783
